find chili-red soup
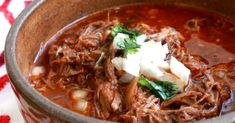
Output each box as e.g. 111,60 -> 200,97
30,4 -> 235,123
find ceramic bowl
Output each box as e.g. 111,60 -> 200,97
5,0 -> 235,122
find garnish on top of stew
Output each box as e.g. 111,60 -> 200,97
30,4 -> 235,123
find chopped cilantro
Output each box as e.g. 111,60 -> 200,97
112,24 -> 141,38
112,23 -> 141,56
139,76 -> 179,101
117,39 -> 140,55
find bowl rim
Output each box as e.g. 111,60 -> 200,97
4,0 -> 112,123
4,0 -> 235,123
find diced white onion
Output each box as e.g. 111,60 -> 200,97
158,70 -> 186,90
140,41 -> 170,70
112,54 -> 141,77
112,40 -> 170,78
71,90 -> 88,100
140,62 -> 164,79
113,33 -> 130,49
122,59 -> 140,77
170,56 -> 190,84
112,57 -> 124,71
123,53 -> 141,77
73,99 -> 88,112
162,43 -> 169,54
140,41 -> 162,62
32,66 -> 44,76
136,34 -> 147,45
138,41 -> 169,79
111,28 -> 190,89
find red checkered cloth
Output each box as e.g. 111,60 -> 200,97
0,0 -> 32,123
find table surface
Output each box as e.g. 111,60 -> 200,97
0,0 -> 32,123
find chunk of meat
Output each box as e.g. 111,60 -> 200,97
124,77 -> 138,109
104,44 -> 118,84
78,21 -> 113,48
161,91 -> 203,109
96,82 -> 122,118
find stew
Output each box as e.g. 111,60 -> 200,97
30,4 -> 235,123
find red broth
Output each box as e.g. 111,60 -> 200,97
31,4 -> 235,122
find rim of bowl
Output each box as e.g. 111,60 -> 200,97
4,0 -> 113,123
4,0 -> 235,123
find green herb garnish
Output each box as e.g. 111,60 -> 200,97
112,24 -> 141,55
117,39 -> 140,55
139,76 -> 179,101
112,24 -> 141,38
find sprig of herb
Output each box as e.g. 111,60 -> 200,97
139,76 -> 179,101
112,24 -> 141,55
117,39 -> 140,55
112,24 -> 141,38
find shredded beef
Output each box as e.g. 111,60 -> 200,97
33,21 -> 234,123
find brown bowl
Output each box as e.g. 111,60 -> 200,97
4,0 -> 235,122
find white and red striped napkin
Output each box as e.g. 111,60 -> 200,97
0,0 -> 32,123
